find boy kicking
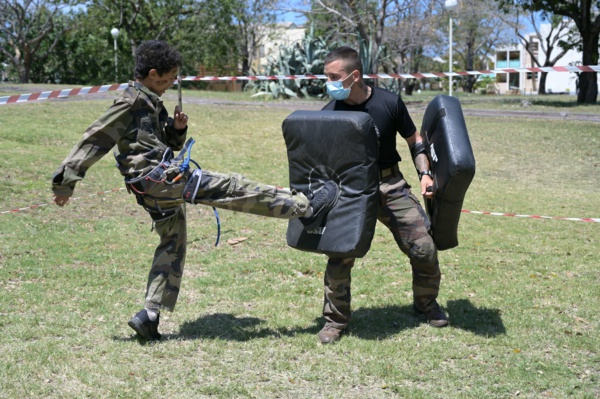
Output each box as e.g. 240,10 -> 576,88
52,40 -> 338,340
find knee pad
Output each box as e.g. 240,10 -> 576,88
182,169 -> 203,204
408,236 -> 437,265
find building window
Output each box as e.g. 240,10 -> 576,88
496,51 -> 508,68
528,41 -> 539,57
509,73 -> 519,88
509,51 -> 520,68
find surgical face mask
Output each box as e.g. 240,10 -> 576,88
326,73 -> 355,100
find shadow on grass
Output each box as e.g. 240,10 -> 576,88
173,313 -> 318,341
152,298 -> 505,342
445,299 -> 506,336
112,313 -> 312,344
343,300 -> 505,339
171,306 -> 419,341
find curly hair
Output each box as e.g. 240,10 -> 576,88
134,40 -> 182,79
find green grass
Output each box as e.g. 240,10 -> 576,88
0,87 -> 598,399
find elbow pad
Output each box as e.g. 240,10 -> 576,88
410,141 -> 427,162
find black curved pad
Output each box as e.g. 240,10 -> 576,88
421,95 -> 476,250
283,110 -> 379,258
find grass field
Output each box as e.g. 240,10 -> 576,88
0,85 -> 598,399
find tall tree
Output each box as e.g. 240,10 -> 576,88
177,0 -> 242,76
231,0 -> 279,76
41,9 -> 127,85
451,0 -> 514,93
0,0 -> 78,83
306,0 -> 412,74
496,0 -> 600,103
384,0 -> 439,94
177,0 -> 279,77
87,0 -> 198,59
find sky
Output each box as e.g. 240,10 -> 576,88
275,0 -> 308,24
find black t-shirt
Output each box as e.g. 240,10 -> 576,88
322,86 -> 417,170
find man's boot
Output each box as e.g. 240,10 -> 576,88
317,323 -> 346,344
414,301 -> 448,328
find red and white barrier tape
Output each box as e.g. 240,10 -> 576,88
460,209 -> 599,223
2,65 -> 599,105
0,83 -> 129,105
179,65 -> 600,82
1,187 -> 598,222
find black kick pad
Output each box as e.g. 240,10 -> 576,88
421,95 -> 476,250
283,110 -> 379,258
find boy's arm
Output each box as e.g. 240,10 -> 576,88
165,106 -> 188,150
52,99 -> 132,199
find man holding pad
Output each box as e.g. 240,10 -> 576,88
315,46 -> 448,344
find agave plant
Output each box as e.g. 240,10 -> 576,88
247,25 -> 335,99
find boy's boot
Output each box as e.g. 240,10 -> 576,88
301,180 -> 339,229
128,309 -> 162,340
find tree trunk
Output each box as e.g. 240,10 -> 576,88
19,64 -> 29,83
578,71 -> 598,103
577,31 -> 599,104
462,31 -> 476,92
538,71 -> 547,94
241,58 -> 250,77
464,76 -> 477,93
18,50 -> 31,83
462,63 -> 477,92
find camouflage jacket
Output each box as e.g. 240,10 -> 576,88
52,81 -> 187,197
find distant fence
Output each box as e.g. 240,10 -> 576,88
2,65 -> 599,105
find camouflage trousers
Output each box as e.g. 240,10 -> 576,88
138,169 -> 311,311
323,172 -> 440,328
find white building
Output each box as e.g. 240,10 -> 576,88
198,22 -> 305,92
495,23 -> 599,95
252,22 -> 306,74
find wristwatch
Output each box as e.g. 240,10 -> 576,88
418,170 -> 433,181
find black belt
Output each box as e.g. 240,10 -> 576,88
380,164 -> 400,178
